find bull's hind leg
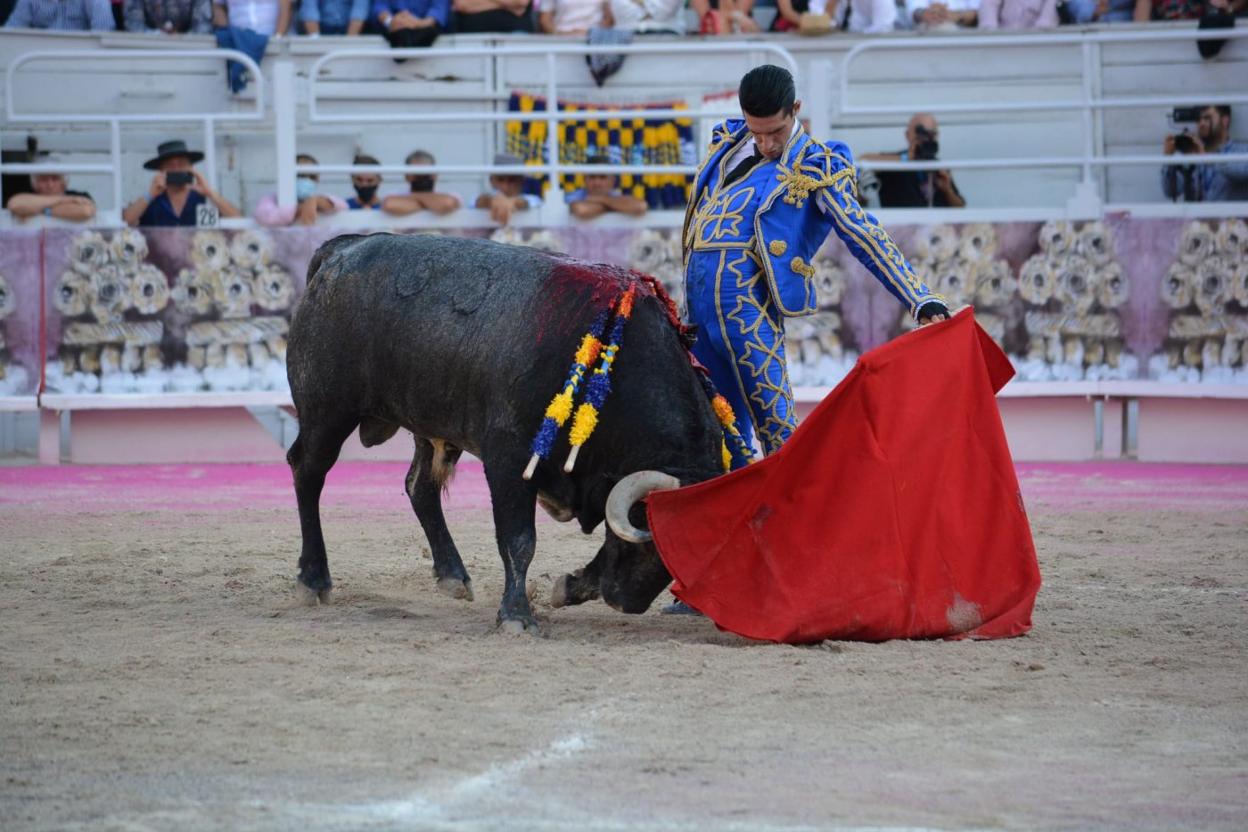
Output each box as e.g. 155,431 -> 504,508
482,451 -> 540,634
406,438 -> 473,601
287,414 -> 359,604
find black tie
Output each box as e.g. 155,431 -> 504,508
723,147 -> 763,187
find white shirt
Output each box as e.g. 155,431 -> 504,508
833,0 -> 897,31
543,0 -> 607,32
608,0 -> 685,31
904,0 -> 978,24
724,117 -> 803,173
214,0 -> 280,34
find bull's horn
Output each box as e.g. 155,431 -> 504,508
605,471 -> 680,544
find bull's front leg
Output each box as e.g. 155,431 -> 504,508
483,456 -> 540,635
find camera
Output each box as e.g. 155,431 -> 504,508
165,171 -> 193,187
1172,133 -> 1198,155
913,125 -> 940,161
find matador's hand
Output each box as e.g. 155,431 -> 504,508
917,301 -> 950,327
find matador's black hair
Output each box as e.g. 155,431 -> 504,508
738,65 -> 796,119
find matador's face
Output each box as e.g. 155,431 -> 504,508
744,100 -> 801,161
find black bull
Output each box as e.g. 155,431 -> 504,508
286,233 -> 724,632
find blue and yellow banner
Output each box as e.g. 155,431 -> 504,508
505,92 -> 695,209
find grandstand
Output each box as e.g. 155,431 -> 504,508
1,23 -> 1246,463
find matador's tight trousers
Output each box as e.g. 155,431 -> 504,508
685,248 -> 798,463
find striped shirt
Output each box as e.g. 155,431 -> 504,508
4,0 -> 115,29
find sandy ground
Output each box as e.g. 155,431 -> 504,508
1,461 -> 1246,832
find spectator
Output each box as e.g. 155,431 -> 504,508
904,0 -> 976,28
475,152 -> 542,225
837,0 -> 895,31
122,140 -> 241,227
300,0 -> 368,32
453,0 -> 533,32
1162,105 -> 1248,202
7,169 -> 96,223
690,0 -> 761,32
347,153 -> 384,209
768,0 -> 828,31
566,155 -> 647,220
861,113 -> 966,208
125,0 -> 213,32
538,0 -> 609,33
214,0 -> 289,92
607,0 -> 684,30
978,0 -> 1055,26
255,154 -> 348,226
382,150 -> 462,216
1064,0 -> 1133,21
4,0 -> 113,28
1133,0 -> 1203,19
212,0 -> 289,32
374,0 -> 447,47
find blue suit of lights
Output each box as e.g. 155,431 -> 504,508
683,119 -> 944,462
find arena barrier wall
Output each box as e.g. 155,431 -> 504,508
1,220 -> 1245,464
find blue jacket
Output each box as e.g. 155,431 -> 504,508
685,119 -> 942,318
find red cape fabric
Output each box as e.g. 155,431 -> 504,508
647,310 -> 1041,643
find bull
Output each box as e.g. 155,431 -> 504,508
286,233 -> 724,633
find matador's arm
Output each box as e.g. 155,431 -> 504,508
813,142 -> 947,320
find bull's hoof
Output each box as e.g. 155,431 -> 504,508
295,582 -> 332,606
436,577 -> 474,602
550,575 -> 571,609
497,616 -> 541,636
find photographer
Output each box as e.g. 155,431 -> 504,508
123,140 -> 241,227
1162,105 -> 1248,203
862,113 -> 966,208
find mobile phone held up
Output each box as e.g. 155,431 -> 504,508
165,171 -> 194,187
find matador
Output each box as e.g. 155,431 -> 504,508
684,65 -> 949,464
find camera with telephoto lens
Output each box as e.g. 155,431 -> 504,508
913,125 -> 940,161
165,171 -> 194,187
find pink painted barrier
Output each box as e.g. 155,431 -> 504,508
1,461 -> 1246,515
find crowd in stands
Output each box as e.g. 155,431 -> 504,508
3,0 -> 1245,35
2,0 -> 1243,221
2,139 -> 662,225
7,103 -> 1239,230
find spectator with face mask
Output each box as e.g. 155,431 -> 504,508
6,168 -> 96,223
255,154 -> 348,226
347,153 -> 384,210
382,150 -> 462,217
861,113 -> 966,208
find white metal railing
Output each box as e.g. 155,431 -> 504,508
297,42 -> 801,200
1,49 -> 267,211
837,28 -> 1248,198
3,31 -> 1246,219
